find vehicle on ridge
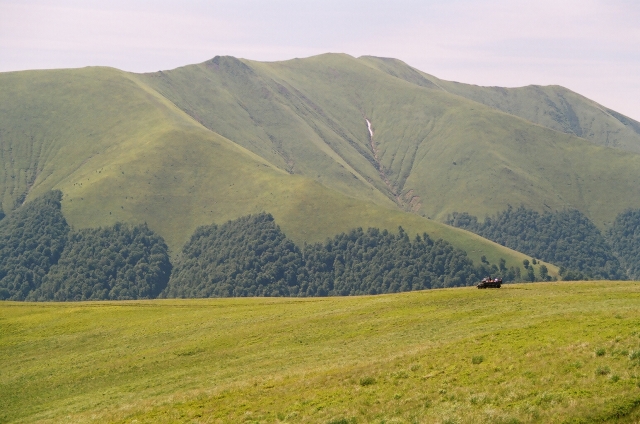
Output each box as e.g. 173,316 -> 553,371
477,277 -> 502,289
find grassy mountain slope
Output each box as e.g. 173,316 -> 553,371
0,66 -> 541,273
442,84 -> 640,153
2,282 -> 639,423
361,55 -> 640,153
0,67 -> 290,250
141,56 -> 395,207
142,54 -> 640,228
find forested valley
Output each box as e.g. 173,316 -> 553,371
1,192 -> 639,301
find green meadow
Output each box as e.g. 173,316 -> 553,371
2,281 -> 639,423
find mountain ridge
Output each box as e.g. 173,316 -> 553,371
359,55 -> 640,152
139,53 -> 640,228
2,53 -> 640,275
0,63 -> 544,274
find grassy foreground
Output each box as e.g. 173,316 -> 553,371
1,282 -> 640,423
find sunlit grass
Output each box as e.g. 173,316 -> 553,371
2,281 -> 639,423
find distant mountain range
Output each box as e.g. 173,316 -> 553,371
2,53 -> 640,275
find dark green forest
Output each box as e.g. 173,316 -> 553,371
447,206 -> 626,280
608,209 -> 640,280
1,193 -> 638,301
29,223 -> 171,301
0,191 -> 171,301
0,191 -> 69,300
166,213 -> 524,298
164,213 -> 304,298
301,227 -> 504,296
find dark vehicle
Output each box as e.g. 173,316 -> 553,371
477,277 -> 502,289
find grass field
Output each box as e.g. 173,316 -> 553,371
2,281 -> 639,423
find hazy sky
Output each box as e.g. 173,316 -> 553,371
2,0 -> 639,120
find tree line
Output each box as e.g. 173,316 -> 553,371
0,192 -> 520,301
164,213 -> 528,298
447,205 -> 636,280
2,192 -> 639,301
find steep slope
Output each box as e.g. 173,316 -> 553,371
360,56 -> 640,153
141,54 -> 640,228
0,66 -> 294,250
0,66 -> 538,272
140,55 -> 396,207
4,54 -> 640,274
